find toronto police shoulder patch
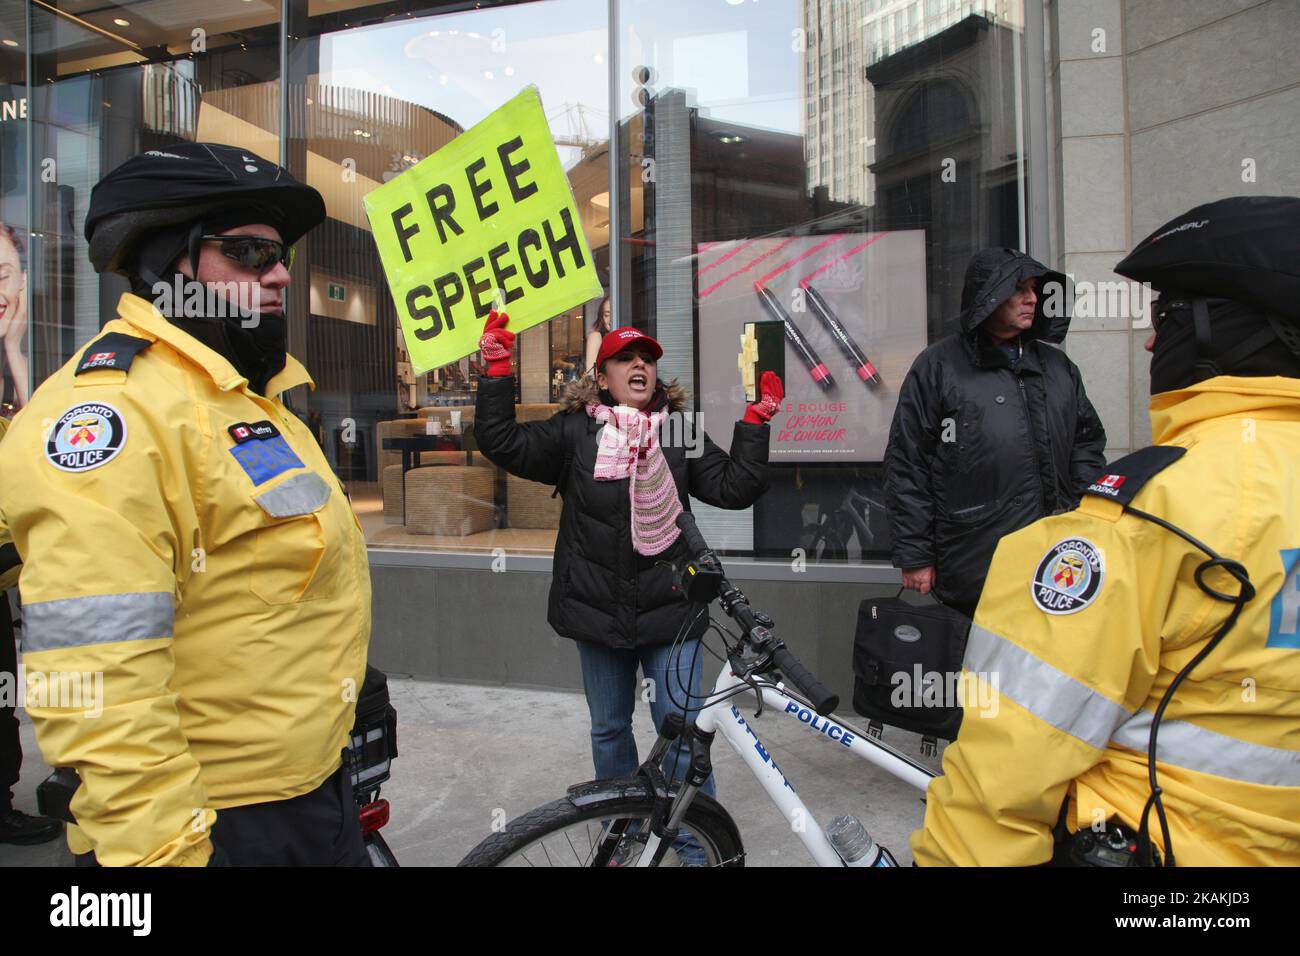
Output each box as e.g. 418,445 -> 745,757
1031,537 -> 1104,614
46,402 -> 128,472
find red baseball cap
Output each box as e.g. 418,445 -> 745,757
595,327 -> 663,369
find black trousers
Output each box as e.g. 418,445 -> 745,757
208,762 -> 370,866
76,761 -> 370,866
0,597 -> 19,811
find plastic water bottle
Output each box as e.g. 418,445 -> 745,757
826,815 -> 898,867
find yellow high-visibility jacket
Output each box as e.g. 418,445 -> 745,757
0,293 -> 371,866
914,375 -> 1300,866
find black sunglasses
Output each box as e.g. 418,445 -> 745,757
1151,297 -> 1189,334
200,235 -> 295,274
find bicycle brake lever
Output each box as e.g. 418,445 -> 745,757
748,674 -> 765,718
727,647 -> 766,718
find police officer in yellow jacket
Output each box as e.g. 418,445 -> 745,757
0,144 -> 371,866
914,196 -> 1300,866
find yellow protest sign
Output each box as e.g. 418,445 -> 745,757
364,85 -> 601,374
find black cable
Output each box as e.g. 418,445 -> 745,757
666,634 -> 701,786
663,603 -> 708,791
666,609 -> 747,714
1126,506 -> 1255,867
678,611 -> 705,699
664,604 -> 708,712
659,614 -> 756,715
700,620 -> 736,663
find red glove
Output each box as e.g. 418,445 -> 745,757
479,310 -> 515,377
743,371 -> 784,424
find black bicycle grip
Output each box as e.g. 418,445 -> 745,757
675,512 -> 711,560
772,646 -> 839,716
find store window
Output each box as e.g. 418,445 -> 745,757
285,0 -> 609,556
616,0 -> 1028,561
2,0 -> 1030,567
5,0 -> 284,414
0,0 -> 28,416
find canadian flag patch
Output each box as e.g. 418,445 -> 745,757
1086,473 -> 1127,499
75,332 -> 151,377
1082,446 -> 1188,508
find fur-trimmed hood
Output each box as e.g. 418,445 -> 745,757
559,375 -> 689,415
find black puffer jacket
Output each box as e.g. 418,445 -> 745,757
475,375 -> 769,649
883,248 -> 1107,613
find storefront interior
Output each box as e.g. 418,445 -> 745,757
2,0 -> 1028,564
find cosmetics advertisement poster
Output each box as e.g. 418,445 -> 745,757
696,230 -> 926,463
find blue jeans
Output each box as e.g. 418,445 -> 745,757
575,639 -> 717,799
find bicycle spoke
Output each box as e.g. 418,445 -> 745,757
563,829 -> 582,865
494,796 -> 732,866
583,822 -> 602,867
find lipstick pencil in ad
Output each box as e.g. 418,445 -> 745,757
755,283 -> 834,391
802,283 -> 882,388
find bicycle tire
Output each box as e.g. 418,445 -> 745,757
458,778 -> 745,867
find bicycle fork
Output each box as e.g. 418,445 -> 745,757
611,712 -> 715,867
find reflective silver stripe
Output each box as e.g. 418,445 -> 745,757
254,471 -> 331,517
965,622 -> 1132,750
23,592 -> 174,652
1111,709 -> 1300,788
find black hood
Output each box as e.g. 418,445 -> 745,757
958,248 -> 1071,343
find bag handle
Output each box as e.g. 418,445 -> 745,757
894,584 -> 947,607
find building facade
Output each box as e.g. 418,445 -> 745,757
0,0 -> 1296,700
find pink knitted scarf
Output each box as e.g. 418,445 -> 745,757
586,402 -> 683,556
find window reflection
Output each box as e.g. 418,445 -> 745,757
19,0 -> 283,392
1,0 -> 1032,564
0,0 -> 26,416
618,0 -> 1026,560
287,0 -> 610,553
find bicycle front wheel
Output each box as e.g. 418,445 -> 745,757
458,778 -> 744,867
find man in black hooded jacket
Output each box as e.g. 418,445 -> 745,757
884,248 -> 1107,617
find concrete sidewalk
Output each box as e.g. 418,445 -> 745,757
2,677 -> 942,867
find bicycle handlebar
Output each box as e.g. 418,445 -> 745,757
675,511 -> 711,560
674,513 -> 839,715
771,646 -> 839,716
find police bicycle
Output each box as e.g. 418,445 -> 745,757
459,514 -> 936,867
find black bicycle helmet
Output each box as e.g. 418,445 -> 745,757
1116,195 -> 1300,320
85,143 -> 326,277
1117,196 -> 1300,390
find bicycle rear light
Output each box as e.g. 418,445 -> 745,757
359,799 -> 391,835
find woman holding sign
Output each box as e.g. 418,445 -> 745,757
475,312 -> 782,823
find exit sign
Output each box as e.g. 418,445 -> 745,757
327,282 -> 346,302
